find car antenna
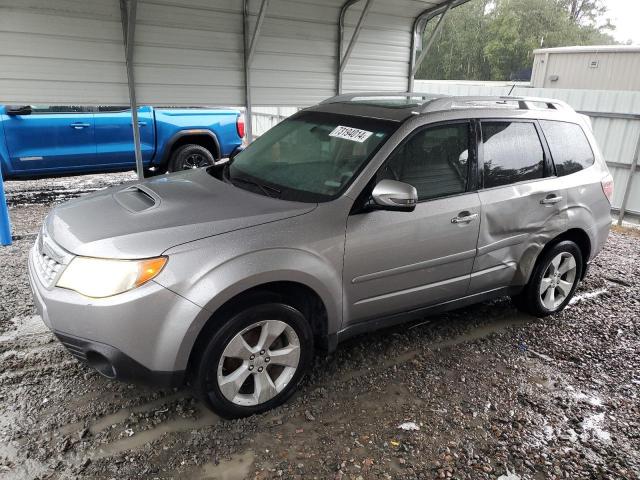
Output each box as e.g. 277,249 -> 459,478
507,83 -> 517,96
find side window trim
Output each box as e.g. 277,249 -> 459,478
478,118 -> 549,190
382,119 -> 477,204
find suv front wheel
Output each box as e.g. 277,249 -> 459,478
194,303 -> 314,418
513,240 -> 583,317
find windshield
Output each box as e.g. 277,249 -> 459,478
227,111 -> 397,202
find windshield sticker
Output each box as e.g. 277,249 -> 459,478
329,126 -> 374,143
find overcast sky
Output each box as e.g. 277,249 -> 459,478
605,0 -> 640,44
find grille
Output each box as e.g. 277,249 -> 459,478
34,242 -> 63,288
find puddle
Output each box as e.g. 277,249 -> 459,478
88,392 -> 188,435
0,442 -> 49,480
189,450 -> 254,480
91,404 -> 218,459
0,316 -> 50,343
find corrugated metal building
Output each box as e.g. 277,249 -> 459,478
531,45 -> 640,91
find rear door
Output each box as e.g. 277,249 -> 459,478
470,119 -> 567,294
3,105 -> 96,174
94,106 -> 155,167
343,121 -> 481,326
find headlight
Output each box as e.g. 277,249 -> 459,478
57,256 -> 167,298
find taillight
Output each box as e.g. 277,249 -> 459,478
601,174 -> 614,204
236,114 -> 245,139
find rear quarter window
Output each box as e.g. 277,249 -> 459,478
481,121 -> 545,189
540,120 -> 595,176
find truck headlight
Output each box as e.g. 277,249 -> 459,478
57,256 -> 167,298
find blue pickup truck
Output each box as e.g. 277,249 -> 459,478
0,105 -> 244,179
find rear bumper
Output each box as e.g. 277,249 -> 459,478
55,331 -> 185,387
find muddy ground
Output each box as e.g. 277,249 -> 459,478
1,173 -> 639,480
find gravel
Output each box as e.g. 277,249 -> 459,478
1,173 -> 639,479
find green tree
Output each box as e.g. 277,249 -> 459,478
417,0 -> 617,81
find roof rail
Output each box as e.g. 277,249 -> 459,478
420,96 -> 573,113
320,91 -> 445,104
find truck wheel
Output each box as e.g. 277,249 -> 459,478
512,240 -> 583,317
168,144 -> 216,172
193,303 -> 314,419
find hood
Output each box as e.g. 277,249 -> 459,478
46,169 -> 316,258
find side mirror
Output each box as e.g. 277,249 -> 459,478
6,105 -> 32,116
371,179 -> 418,212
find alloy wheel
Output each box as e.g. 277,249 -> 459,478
216,320 -> 301,406
539,252 -> 577,310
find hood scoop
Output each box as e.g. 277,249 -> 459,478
113,185 -> 159,213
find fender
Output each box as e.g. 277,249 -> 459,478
156,248 -> 343,371
157,129 -> 221,168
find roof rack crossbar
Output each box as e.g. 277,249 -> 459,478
320,91 -> 445,104
420,96 -> 571,113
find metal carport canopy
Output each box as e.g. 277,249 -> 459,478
0,0 -> 468,184
0,0 -> 468,106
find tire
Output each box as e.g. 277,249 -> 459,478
512,240 -> 583,317
168,144 -> 216,172
193,302 -> 314,419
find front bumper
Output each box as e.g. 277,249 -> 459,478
28,245 -> 204,386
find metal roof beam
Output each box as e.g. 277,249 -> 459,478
337,0 -> 373,94
244,0 -> 270,142
247,0 -> 270,67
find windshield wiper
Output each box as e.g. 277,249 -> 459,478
230,175 -> 281,198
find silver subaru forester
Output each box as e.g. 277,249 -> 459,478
28,94 -> 613,418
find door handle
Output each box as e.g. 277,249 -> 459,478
540,195 -> 563,205
130,121 -> 147,127
451,213 -> 479,224
70,122 -> 90,129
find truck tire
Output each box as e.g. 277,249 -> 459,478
168,144 -> 216,172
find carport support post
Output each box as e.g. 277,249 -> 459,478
408,2 -> 451,92
243,0 -> 270,143
0,163 -> 11,246
120,0 -> 144,181
617,131 -> 640,225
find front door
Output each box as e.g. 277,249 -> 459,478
3,105 -> 96,174
343,121 -> 481,327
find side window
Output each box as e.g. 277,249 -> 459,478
540,120 -> 595,176
30,105 -> 91,114
96,106 -> 130,113
381,123 -> 471,201
481,121 -> 544,189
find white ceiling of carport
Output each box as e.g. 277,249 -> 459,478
0,0 -> 460,106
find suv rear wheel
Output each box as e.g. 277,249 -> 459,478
513,240 -> 583,317
193,303 -> 314,418
168,144 -> 216,172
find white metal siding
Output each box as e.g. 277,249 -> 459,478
0,0 -> 128,104
531,51 -> 640,91
415,80 -> 640,213
0,0 -> 456,107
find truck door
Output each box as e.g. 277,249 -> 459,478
94,106 -> 155,167
2,105 -> 96,174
